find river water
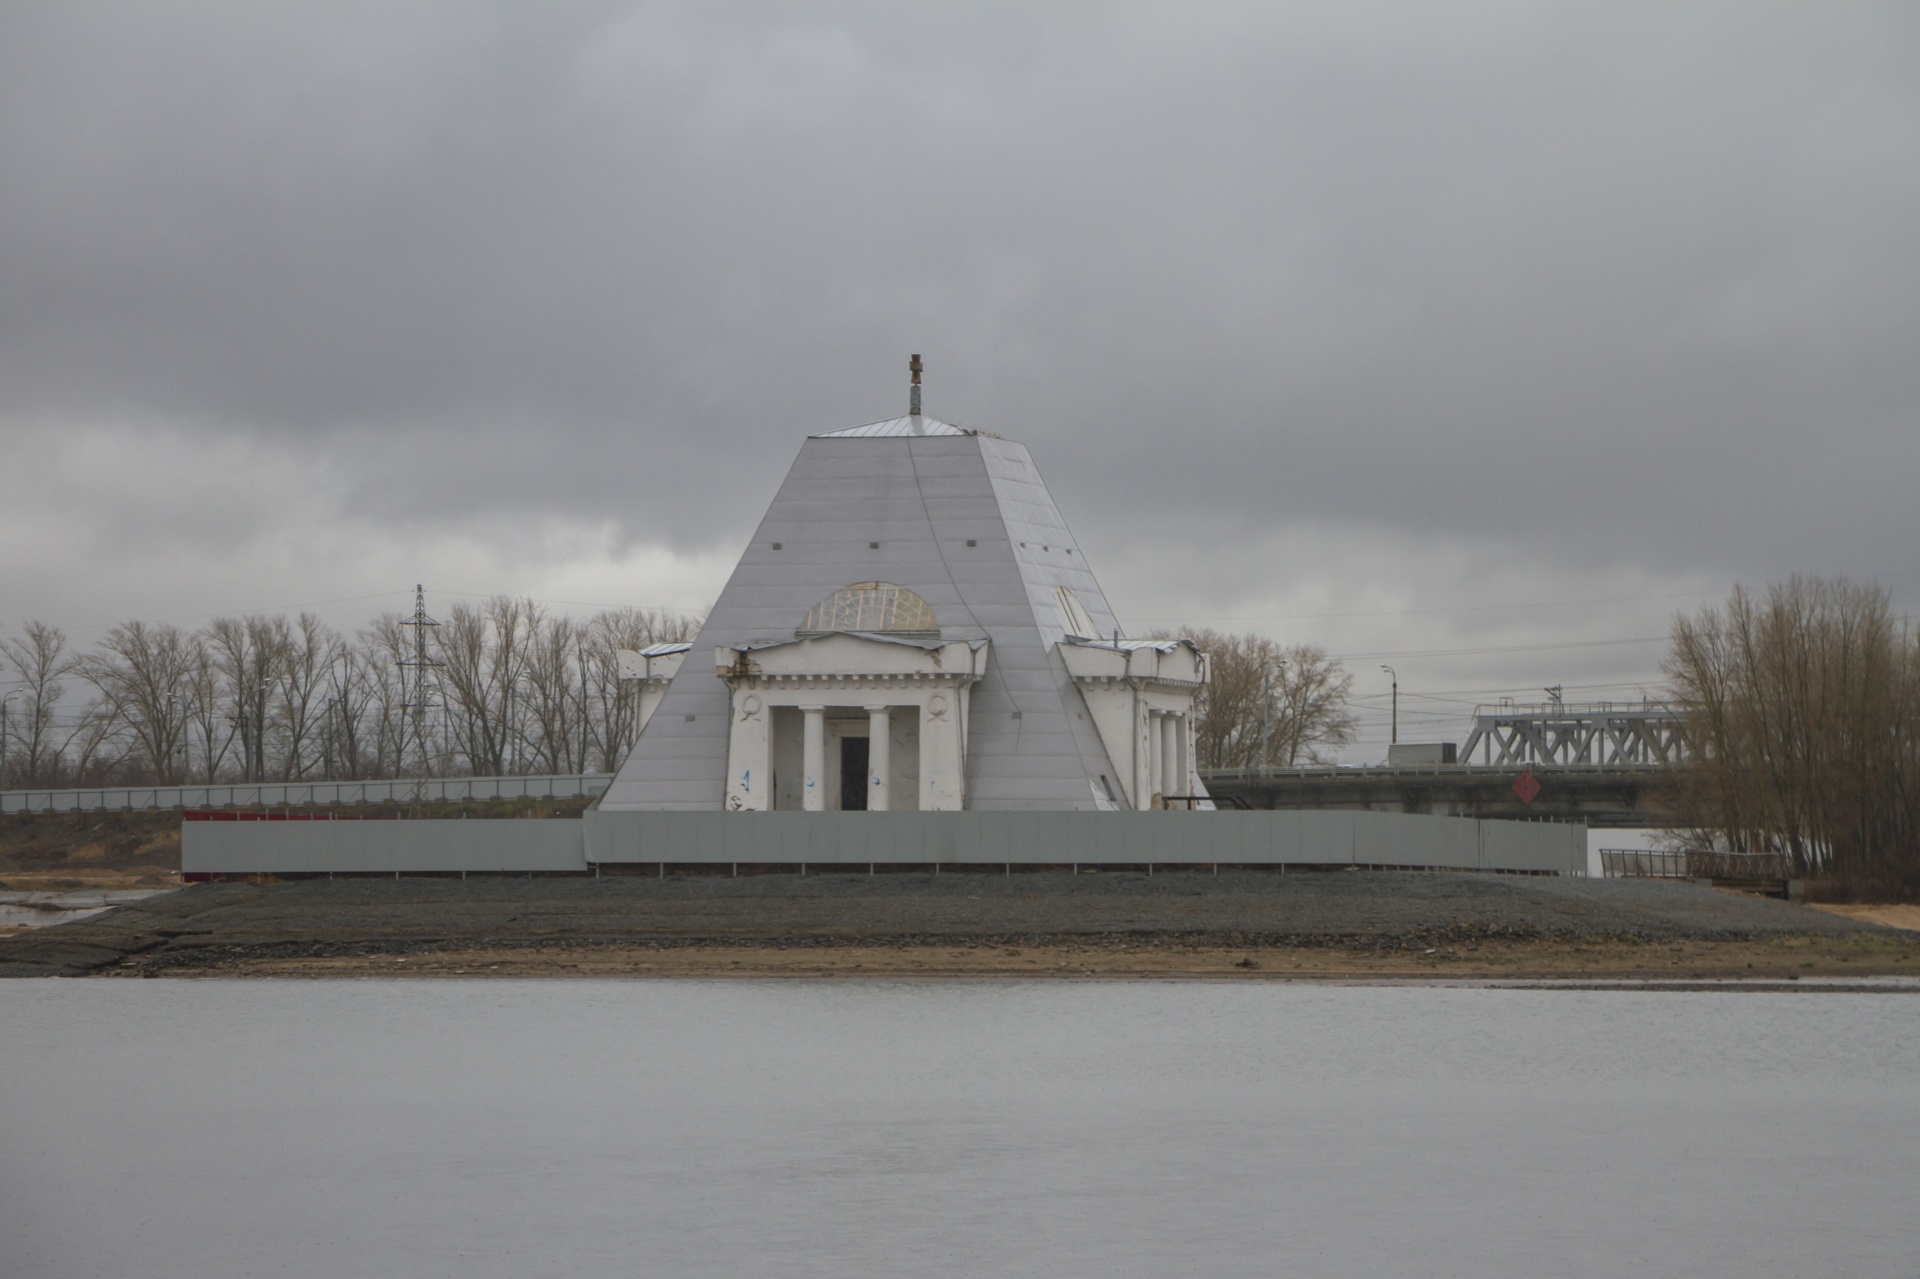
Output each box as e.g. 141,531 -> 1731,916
2,981 -> 1915,1277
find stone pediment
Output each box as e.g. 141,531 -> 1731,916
718,633 -> 989,683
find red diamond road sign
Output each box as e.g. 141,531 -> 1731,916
1512,770 -> 1542,805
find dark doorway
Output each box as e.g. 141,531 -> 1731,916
840,736 -> 869,810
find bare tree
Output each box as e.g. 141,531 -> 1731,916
325,641 -> 383,780
12,598 -> 706,787
183,635 -> 235,783
78,621 -> 198,783
1665,576 -> 1920,894
362,613 -> 425,777
208,615 -> 287,782
581,606 -> 699,770
1172,629 -> 1358,769
273,613 -> 338,780
1,620 -> 73,786
438,597 -> 538,776
523,613 -> 584,773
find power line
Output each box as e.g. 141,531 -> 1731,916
1329,635 -> 1668,661
1129,566 -> 1920,627
1130,588 -> 1723,625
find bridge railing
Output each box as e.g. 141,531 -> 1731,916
0,773 -> 614,815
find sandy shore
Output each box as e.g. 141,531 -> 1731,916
133,932 -> 1920,983
6,870 -> 1915,981
1810,902 -> 1920,932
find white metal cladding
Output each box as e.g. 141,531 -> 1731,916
183,812 -> 1586,874
599,432 -> 1142,811
1,773 -> 613,814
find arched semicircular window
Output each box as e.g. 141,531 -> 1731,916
799,582 -> 939,635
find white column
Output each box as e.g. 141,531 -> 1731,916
802,704 -> 826,812
1161,712 -> 1180,806
1134,701 -> 1152,809
866,704 -> 891,812
1167,706 -> 1182,798
1147,709 -> 1164,805
725,690 -> 771,811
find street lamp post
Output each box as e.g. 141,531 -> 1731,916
1259,656 -> 1288,769
1380,665 -> 1398,746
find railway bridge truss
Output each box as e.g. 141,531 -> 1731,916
1458,701 -> 1692,767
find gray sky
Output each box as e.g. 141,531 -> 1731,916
3,1 -> 1917,756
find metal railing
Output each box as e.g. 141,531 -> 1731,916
0,773 -> 614,815
1599,849 -> 1688,879
1600,849 -> 1791,880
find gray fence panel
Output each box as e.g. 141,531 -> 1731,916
780,814 -> 812,861
582,810 -> 637,863
579,811 -> 1582,872
1058,815 -> 1108,861
1265,811 -> 1349,864
184,810 -> 1586,875
1478,819 -> 1585,872
1355,811 -> 1481,868
183,820 -> 589,875
1030,810 -> 1072,863
1146,813 -> 1187,861
1204,811 -> 1244,863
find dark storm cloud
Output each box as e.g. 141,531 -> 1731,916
3,2 -> 1917,605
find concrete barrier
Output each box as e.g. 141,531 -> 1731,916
183,810 -> 1586,876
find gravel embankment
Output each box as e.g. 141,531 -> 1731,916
0,870 -> 1891,977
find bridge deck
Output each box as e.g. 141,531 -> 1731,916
1201,765 -> 1679,829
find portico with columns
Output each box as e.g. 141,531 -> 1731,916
717,626 -> 988,812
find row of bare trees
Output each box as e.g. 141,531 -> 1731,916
1168,628 -> 1359,769
1665,576 -> 1920,894
0,601 -> 697,788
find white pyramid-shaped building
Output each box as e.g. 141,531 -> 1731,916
599,405 -> 1209,813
